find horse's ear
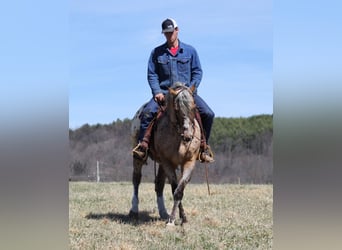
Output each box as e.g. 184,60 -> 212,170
169,87 -> 178,96
190,85 -> 196,94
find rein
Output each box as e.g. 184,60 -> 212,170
171,85 -> 211,195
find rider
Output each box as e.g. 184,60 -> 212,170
132,18 -> 215,163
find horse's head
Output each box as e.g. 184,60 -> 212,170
167,82 -> 196,141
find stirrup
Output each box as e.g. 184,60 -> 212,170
198,146 -> 214,163
132,143 -> 148,161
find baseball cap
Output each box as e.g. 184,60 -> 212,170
161,18 -> 178,33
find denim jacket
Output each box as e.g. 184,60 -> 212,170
147,40 -> 203,96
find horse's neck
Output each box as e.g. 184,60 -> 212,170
165,101 -> 178,124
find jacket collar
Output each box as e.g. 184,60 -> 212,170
163,40 -> 183,53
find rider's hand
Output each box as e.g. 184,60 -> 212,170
154,93 -> 165,104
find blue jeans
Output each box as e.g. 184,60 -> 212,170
137,94 -> 215,144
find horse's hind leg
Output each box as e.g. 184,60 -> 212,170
129,157 -> 143,219
155,165 -> 169,220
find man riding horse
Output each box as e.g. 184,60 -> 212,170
132,18 -> 214,163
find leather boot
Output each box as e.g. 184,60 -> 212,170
199,145 -> 214,163
132,142 -> 148,161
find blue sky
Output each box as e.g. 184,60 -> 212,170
0,0 -> 271,130
69,0 -> 273,128
71,0 -> 272,128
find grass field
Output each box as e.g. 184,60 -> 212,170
69,182 -> 272,249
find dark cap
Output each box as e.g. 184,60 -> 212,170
161,18 -> 178,33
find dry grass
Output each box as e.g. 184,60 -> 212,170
69,182 -> 272,249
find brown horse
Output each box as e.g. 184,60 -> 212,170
129,82 -> 201,225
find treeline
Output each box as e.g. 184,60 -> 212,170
69,114 -> 273,184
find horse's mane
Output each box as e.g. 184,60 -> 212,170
168,82 -> 195,119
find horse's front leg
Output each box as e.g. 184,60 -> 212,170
178,200 -> 187,223
161,165 -> 179,225
167,179 -> 180,226
129,157 -> 143,219
168,162 -> 194,225
155,165 -> 169,220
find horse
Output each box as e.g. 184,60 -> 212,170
129,82 -> 201,225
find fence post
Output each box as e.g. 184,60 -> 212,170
97,160 -> 100,182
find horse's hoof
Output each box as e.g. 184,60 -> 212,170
166,218 -> 175,226
159,212 -> 169,220
166,221 -> 175,226
128,210 -> 139,220
181,217 -> 188,224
